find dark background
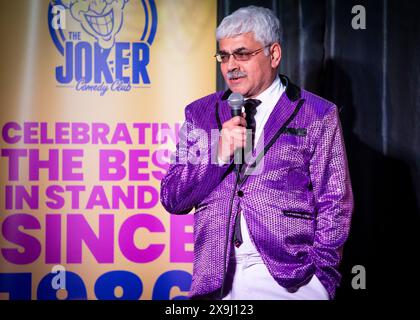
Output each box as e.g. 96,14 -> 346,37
217,0 -> 420,300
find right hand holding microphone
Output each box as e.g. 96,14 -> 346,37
217,113 -> 247,164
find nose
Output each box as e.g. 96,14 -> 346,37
227,54 -> 239,71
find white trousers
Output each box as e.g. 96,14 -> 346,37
222,253 -> 329,300
222,213 -> 329,300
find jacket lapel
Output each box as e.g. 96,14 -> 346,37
254,92 -> 296,157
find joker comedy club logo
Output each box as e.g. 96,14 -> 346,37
48,0 -> 157,95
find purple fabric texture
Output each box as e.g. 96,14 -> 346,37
160,77 -> 353,299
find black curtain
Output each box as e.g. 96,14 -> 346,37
217,0 -> 420,300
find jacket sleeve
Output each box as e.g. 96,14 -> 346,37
308,104 -> 354,299
160,104 -> 232,215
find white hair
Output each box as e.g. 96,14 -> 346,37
216,6 -> 282,54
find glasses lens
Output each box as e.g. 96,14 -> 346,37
234,52 -> 250,61
222,55 -> 230,63
216,54 -> 230,63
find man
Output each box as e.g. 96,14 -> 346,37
160,6 -> 353,300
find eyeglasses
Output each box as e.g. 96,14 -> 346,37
214,45 -> 271,63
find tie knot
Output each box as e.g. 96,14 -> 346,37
244,98 -> 261,111
244,99 -> 261,123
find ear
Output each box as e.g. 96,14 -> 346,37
270,43 -> 281,69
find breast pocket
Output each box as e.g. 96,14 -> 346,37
267,131 -> 310,166
194,203 -> 208,214
282,210 -> 314,220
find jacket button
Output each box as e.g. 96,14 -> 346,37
237,190 -> 244,197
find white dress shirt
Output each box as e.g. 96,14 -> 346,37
236,76 -> 284,255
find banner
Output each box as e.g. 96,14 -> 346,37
0,0 -> 216,300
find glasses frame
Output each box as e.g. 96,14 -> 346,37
214,44 -> 272,63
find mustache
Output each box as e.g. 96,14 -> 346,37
227,70 -> 247,79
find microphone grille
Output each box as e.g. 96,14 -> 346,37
227,92 -> 244,109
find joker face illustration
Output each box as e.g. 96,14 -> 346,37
61,0 -> 128,49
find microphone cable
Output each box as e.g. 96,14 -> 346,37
219,166 -> 241,300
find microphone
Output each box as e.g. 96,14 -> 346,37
227,92 -> 245,168
228,92 -> 244,117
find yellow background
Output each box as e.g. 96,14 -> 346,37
0,0 -> 216,300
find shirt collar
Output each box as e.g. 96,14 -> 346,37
249,76 -> 282,104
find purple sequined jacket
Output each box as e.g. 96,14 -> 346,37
160,75 -> 353,299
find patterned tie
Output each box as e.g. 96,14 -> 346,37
243,98 -> 261,156
233,98 -> 261,248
